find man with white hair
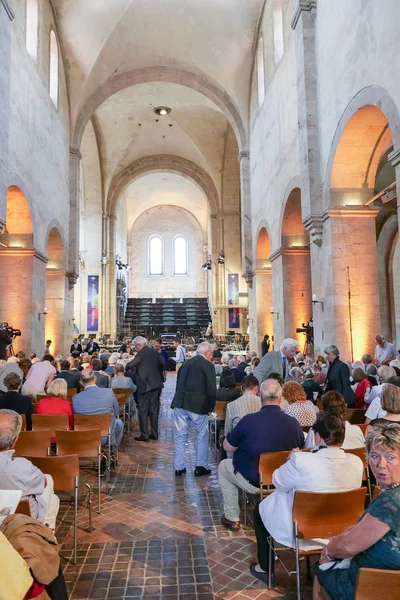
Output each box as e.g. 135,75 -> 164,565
253,338 -> 299,385
219,379 -> 304,531
126,336 -> 165,442
374,334 -> 397,366
171,342 -> 216,477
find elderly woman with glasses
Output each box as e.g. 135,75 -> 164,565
313,422 -> 400,600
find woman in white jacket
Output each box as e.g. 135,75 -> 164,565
250,411 -> 363,586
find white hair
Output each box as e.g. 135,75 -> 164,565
108,353 -> 120,365
7,357 -> 19,364
197,342 -> 213,356
260,380 -> 282,402
221,352 -> 230,366
229,358 -> 239,368
132,336 -> 148,347
280,338 -> 299,351
237,355 -> 246,363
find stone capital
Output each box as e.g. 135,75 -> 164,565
69,146 -> 82,161
291,0 -> 317,30
66,271 -> 79,290
388,148 -> 400,168
0,0 -> 15,20
242,271 -> 254,288
323,206 -> 380,220
303,214 -> 323,247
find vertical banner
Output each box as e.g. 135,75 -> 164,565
228,308 -> 240,329
87,275 -> 99,332
228,274 -> 240,329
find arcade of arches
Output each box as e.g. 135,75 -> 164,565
1,0 -> 400,598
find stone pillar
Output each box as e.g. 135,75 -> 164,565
0,0 -> 13,218
253,269 -> 273,355
68,148 -> 82,285
269,251 -> 285,345
45,269 -> 73,357
281,248 -> 312,346
238,151 -> 253,280
108,215 -> 117,338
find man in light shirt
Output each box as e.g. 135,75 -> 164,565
224,375 -> 260,435
374,334 -> 397,366
173,338 -> 186,373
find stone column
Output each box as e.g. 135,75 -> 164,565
0,0 -> 13,218
68,147 -> 82,286
108,215 -> 117,338
281,248 -> 312,345
238,151 -> 253,280
252,268 -> 273,355
269,251 -> 285,345
45,269 -> 73,357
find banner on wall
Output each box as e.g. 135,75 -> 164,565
227,274 -> 239,305
87,275 -> 99,332
228,308 -> 240,329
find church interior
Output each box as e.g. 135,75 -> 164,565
1,0 -> 400,598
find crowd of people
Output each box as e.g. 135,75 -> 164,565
0,331 -> 400,598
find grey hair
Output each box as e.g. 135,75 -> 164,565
228,358 -> 239,368
324,344 -> 340,357
132,336 -> 148,347
288,366 -> 303,381
366,364 -> 378,376
81,369 -> 96,384
260,379 -> 282,402
280,338 -> 299,351
197,342 -> 213,356
237,355 -> 246,363
221,353 -> 230,365
0,409 -> 22,450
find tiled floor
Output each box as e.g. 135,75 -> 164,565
59,374 -> 313,599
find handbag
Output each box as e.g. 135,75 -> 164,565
0,531 -> 33,600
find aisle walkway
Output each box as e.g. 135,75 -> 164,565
59,374 -> 311,599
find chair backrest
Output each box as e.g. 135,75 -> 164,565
56,429 -> 101,458
74,413 -> 111,437
14,430 -> 51,457
214,401 -> 228,419
67,388 -> 78,402
235,382 -> 242,389
20,414 -> 27,431
355,567 -> 400,599
35,393 -> 48,402
373,486 -> 380,499
31,414 -> 69,438
345,408 -> 367,424
345,447 -> 368,470
15,499 -> 31,516
27,455 -> 79,491
259,451 -> 291,487
355,423 -> 369,437
113,389 -> 131,409
293,488 -> 367,539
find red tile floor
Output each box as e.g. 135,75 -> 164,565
58,374 -> 313,599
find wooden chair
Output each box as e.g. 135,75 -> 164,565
35,393 -> 49,402
67,387 -> 78,402
14,430 -> 51,457
113,389 -> 131,434
355,567 -> 400,599
56,429 -> 102,513
356,423 -> 369,437
235,382 -> 242,390
345,447 -> 372,502
267,488 -> 367,599
20,414 -> 27,431
15,499 -> 31,516
26,455 -> 82,564
74,414 -> 112,489
208,401 -> 228,457
302,425 -> 312,434
31,414 -> 69,438
243,451 -> 290,525
345,408 -> 367,424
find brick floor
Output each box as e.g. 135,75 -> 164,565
58,374 -> 313,599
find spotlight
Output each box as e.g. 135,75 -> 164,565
154,106 -> 171,116
202,256 -> 212,271
101,251 -> 109,265
217,250 -> 225,265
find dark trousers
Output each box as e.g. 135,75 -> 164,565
138,389 -> 160,438
254,504 -> 274,574
45,566 -> 68,600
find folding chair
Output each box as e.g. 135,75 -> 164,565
67,387 -> 78,402
355,567 -> 400,600
345,408 -> 367,424
20,414 -> 27,431
26,455 -> 83,564
14,430 -> 51,457
345,447 -> 372,503
56,428 -> 102,514
243,451 -> 290,525
267,488 -> 367,599
31,414 -> 69,439
208,401 -> 227,457
74,414 -> 112,491
113,389 -> 131,435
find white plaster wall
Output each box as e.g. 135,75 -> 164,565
128,206 -> 206,298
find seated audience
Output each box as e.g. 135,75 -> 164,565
305,391 -> 365,449
268,373 -> 288,410
283,381 -> 319,426
365,382 -> 400,430
365,363 -> 379,386
251,412 -> 363,585
111,363 -> 137,412
286,366 -> 303,382
245,356 -> 260,376
365,376 -> 400,422
229,358 -> 245,383
237,355 -> 248,376
224,375 -> 260,435
36,379 -> 74,430
218,380 -> 304,531
366,365 -> 397,404
0,410 -> 59,528
0,356 -> 23,393
351,367 -> 372,408
54,358 -> 81,391
314,422 -> 400,600
81,354 -> 92,370
73,370 -> 123,447
221,353 -> 230,370
91,358 -> 111,388
0,373 -> 34,430
21,355 -> 56,397
216,369 -> 241,403
105,353 -> 119,374
302,368 -> 323,400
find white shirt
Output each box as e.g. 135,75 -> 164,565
175,345 -> 186,362
374,342 -> 397,366
259,447 -> 363,550
365,396 -> 387,420
25,361 -> 56,392
305,421 -> 365,450
365,383 -> 382,405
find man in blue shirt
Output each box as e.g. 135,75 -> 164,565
218,379 -> 304,531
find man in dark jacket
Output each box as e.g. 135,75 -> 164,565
324,344 -> 356,407
0,373 -> 33,429
126,337 -> 165,442
54,360 -> 81,391
91,359 -> 110,388
171,342 -> 216,477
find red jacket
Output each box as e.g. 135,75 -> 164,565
354,379 -> 372,409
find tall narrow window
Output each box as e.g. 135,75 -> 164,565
149,235 -> 163,275
273,0 -> 284,64
173,236 -> 188,275
49,30 -> 59,107
26,0 -> 38,60
257,37 -> 265,109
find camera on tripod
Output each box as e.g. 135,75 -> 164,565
296,318 -> 314,343
0,322 -> 22,338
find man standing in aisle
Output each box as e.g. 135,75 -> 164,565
253,338 -> 299,385
374,334 -> 397,366
126,336 -> 165,442
172,342 -> 216,477
173,338 -> 186,373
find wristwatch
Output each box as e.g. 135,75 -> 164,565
324,547 -> 334,561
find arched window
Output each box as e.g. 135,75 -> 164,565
173,236 -> 188,275
257,37 -> 265,109
273,0 -> 284,64
149,235 -> 163,275
26,0 -> 38,60
49,30 -> 59,107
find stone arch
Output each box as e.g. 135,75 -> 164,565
72,66 -> 247,153
2,177 -> 37,246
252,224 -> 273,354
44,219 -> 67,267
45,226 -> 70,355
132,204 -> 207,247
377,215 -> 399,342
281,186 -> 309,248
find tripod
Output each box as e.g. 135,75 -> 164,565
303,339 -> 314,356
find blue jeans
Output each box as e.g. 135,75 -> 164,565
101,418 -> 124,448
173,408 -> 209,470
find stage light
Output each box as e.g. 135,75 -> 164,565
217,250 -> 225,265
